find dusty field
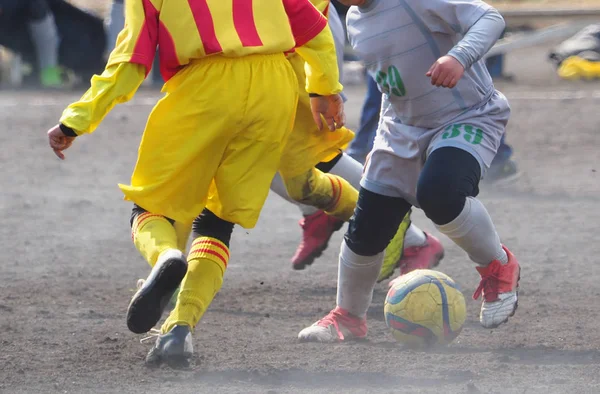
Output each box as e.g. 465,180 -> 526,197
1,44 -> 600,394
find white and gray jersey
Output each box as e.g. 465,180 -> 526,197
346,0 -> 505,128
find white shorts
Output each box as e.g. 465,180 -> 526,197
361,90 -> 510,206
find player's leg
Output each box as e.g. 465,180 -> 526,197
384,214 -> 445,284
134,219 -> 192,305
127,204 -> 188,334
138,54 -> 298,364
26,0 -> 62,87
298,138 -> 417,342
278,147 -> 441,273
283,166 -> 358,222
298,187 -> 412,342
122,59 -> 251,335
146,208 -> 234,367
418,104 -> 520,328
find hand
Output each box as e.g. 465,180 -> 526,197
47,124 -> 76,160
310,94 -> 346,131
426,56 -> 465,88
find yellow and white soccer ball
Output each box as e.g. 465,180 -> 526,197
384,269 -> 466,347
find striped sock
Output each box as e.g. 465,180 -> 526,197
131,212 -> 179,268
161,236 -> 229,333
323,173 -> 358,222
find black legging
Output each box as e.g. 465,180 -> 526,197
345,147 -> 481,256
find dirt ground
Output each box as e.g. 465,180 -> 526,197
1,43 -> 600,394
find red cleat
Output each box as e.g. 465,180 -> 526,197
399,232 -> 445,275
388,233 -> 445,288
291,210 -> 344,270
474,245 -> 520,328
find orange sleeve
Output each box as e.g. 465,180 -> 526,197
282,0 -> 328,48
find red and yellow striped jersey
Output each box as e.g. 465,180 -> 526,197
310,0 -> 331,14
109,0 -> 330,81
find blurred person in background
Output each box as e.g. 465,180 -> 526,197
105,0 -> 123,56
0,0 -> 63,87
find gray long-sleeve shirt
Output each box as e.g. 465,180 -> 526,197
347,0 -> 506,128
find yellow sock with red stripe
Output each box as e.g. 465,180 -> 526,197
131,212 -> 179,268
283,168 -> 358,222
322,172 -> 358,222
160,236 -> 229,333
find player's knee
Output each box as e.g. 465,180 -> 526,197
416,180 -> 465,226
192,209 -> 234,247
344,188 -> 410,256
417,148 -> 481,225
129,204 -> 174,228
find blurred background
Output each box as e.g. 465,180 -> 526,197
2,0 -> 600,90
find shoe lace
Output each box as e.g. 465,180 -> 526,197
473,263 -> 501,301
317,309 -> 345,341
140,328 -> 161,344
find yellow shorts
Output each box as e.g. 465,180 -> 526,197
119,54 -> 298,229
277,54 -> 354,179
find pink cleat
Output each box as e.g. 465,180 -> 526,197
298,307 -> 367,342
474,245 -> 520,328
291,210 -> 344,270
389,233 -> 445,288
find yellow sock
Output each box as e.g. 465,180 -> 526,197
284,168 -> 358,221
161,236 -> 228,333
173,221 -> 193,253
322,173 -> 358,221
131,212 -> 179,268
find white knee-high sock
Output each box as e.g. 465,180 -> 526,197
337,240 -> 384,317
328,153 -> 363,190
436,197 -> 507,266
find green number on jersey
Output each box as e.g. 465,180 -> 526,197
375,66 -> 406,97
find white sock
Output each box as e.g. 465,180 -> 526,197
299,204 -> 319,217
269,173 -> 319,216
28,15 -> 60,70
436,197 -> 507,266
404,224 -> 427,248
328,153 -> 364,190
337,240 -> 384,318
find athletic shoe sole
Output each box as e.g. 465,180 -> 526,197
127,257 -> 187,334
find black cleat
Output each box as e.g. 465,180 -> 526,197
144,325 -> 193,368
127,249 -> 187,334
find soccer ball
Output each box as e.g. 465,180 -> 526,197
384,269 -> 466,347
